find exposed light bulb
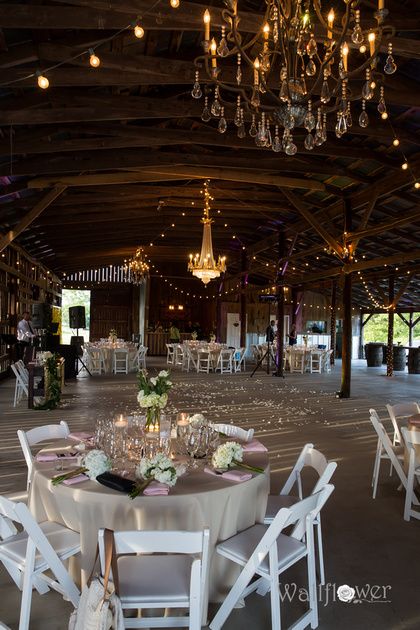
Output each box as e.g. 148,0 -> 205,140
89,49 -> 100,68
134,24 -> 145,38
392,138 -> 400,147
401,162 -> 408,170
170,0 -> 180,7
359,44 -> 367,53
37,72 -> 49,89
415,182 -> 420,189
381,111 -> 388,120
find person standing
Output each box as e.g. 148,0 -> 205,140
169,321 -> 181,344
266,320 -> 275,343
17,311 -> 37,359
288,323 -> 298,346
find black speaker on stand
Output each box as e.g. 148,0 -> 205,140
69,306 -> 86,329
68,306 -> 90,375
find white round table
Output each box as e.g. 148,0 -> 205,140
29,441 -> 269,617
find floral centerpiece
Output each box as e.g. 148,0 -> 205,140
51,449 -> 111,485
137,369 -> 172,430
209,334 -> 216,343
37,351 -> 53,365
212,442 -> 264,474
130,453 -> 186,498
191,331 -> 198,340
108,329 -> 118,343
35,352 -> 62,411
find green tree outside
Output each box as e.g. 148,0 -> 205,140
364,313 -> 420,345
61,289 -> 91,344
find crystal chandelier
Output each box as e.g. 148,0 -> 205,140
126,247 -> 150,284
188,181 -> 227,284
192,1 -> 396,154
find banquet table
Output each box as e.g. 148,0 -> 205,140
88,343 -> 138,373
29,440 -> 270,618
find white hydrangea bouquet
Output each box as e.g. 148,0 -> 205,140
130,453 -> 186,498
37,351 -> 53,365
137,369 -> 172,430
211,442 -> 264,474
189,413 -> 208,429
52,449 -> 111,485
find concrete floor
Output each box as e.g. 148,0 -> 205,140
0,359 -> 419,629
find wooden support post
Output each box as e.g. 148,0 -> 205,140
216,274 -> 224,343
409,312 -> 413,347
387,272 -> 395,377
330,279 -> 337,365
359,313 -> 364,360
240,252 -> 247,348
291,288 -> 298,326
275,231 -> 286,377
340,199 -> 353,398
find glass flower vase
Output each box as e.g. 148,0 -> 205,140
145,406 -> 161,432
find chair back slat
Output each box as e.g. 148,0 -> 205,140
112,529 -> 207,555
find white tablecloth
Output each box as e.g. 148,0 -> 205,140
29,442 -> 269,613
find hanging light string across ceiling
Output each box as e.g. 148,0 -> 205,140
0,0 -> 173,89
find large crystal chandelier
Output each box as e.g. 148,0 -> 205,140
192,0 -> 396,154
188,181 -> 227,284
126,247 -> 150,284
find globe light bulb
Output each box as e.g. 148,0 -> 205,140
415,182 -> 420,189
401,162 -> 408,170
381,111 -> 388,120
393,138 -> 400,147
134,24 -> 145,38
89,49 -> 100,67
37,73 -> 49,89
170,0 -> 180,7
359,44 -> 367,53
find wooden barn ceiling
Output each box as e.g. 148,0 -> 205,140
0,0 -> 419,309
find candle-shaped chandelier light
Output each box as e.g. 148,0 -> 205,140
188,181 -> 226,284
126,247 -> 150,284
192,1 -> 396,154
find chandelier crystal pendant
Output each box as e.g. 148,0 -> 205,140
192,1 -> 396,153
188,181 -> 227,284
126,247 -> 150,284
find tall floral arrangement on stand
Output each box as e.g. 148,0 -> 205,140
137,370 -> 172,430
108,329 -> 118,343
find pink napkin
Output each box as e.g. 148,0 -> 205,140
143,481 -> 170,496
204,467 -> 252,482
68,432 -> 94,442
242,439 -> 268,453
36,453 -> 77,462
63,474 -> 89,485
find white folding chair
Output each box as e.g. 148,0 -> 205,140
264,443 -> 337,585
211,423 -> 254,443
113,348 -> 129,374
322,349 -> 333,373
174,344 -> 184,367
401,427 -> 420,522
87,347 -> 106,375
289,349 -> 305,374
215,349 -> 233,374
184,346 -> 198,372
17,421 -> 70,490
369,409 -> 415,502
0,496 -> 80,630
233,348 -> 246,372
197,349 -> 212,374
137,346 -> 147,369
98,527 -> 210,629
386,402 -> 420,446
209,485 -> 335,630
310,351 -> 322,374
11,364 -> 29,407
166,343 -> 175,365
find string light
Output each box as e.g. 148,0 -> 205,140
36,71 -> 49,89
392,138 -> 400,147
134,24 -> 145,38
170,0 -> 180,7
89,49 -> 100,68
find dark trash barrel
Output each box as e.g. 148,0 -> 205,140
365,343 -> 383,367
393,346 -> 406,372
408,347 -> 420,374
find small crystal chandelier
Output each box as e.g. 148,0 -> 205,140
192,1 -> 396,154
126,247 -> 149,284
188,181 -> 226,284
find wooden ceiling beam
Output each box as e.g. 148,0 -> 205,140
0,185 -> 66,252
347,208 -> 420,243
1,3 -> 418,56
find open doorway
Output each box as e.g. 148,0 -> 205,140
61,289 -> 91,344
